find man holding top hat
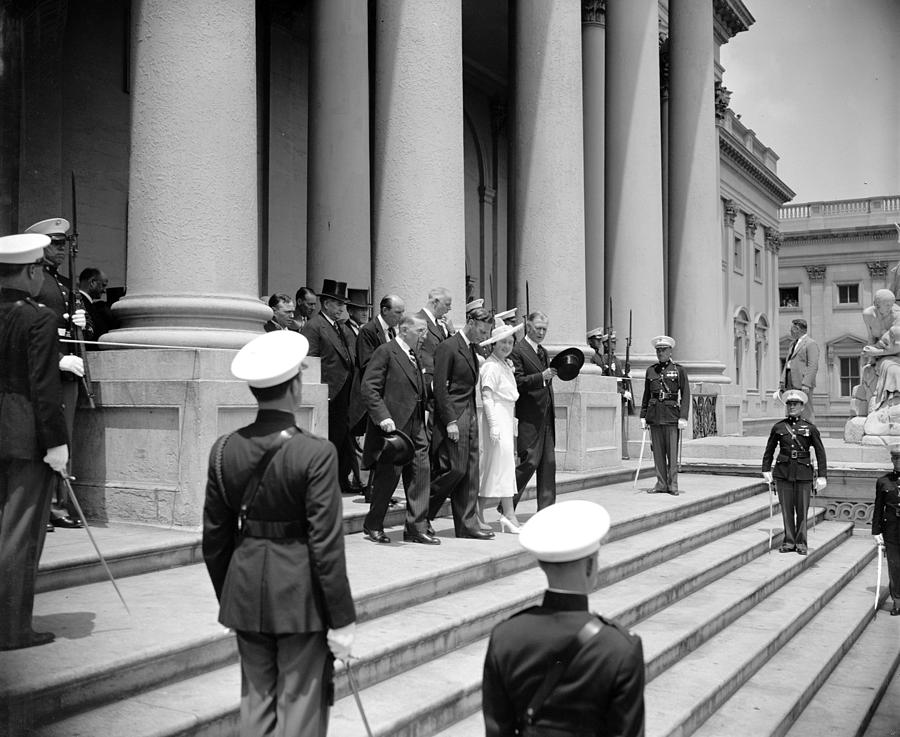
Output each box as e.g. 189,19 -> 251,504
761,390 -> 827,555
640,335 -> 690,495
360,315 -> 438,545
203,330 -> 355,736
0,233 -> 70,650
482,500 -> 645,736
874,446 -> 900,615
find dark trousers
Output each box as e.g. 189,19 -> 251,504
885,541 -> 900,601
513,420 -> 556,511
776,479 -> 811,548
328,383 -> 354,491
649,424 -> 680,491
51,380 -> 78,515
429,408 -> 479,536
365,415 -> 430,533
0,459 -> 55,646
236,629 -> 332,737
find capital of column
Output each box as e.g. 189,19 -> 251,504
715,80 -> 732,122
744,212 -> 758,239
723,198 -> 737,226
582,0 -> 606,26
805,265 -> 827,281
763,225 -> 782,253
867,261 -> 888,279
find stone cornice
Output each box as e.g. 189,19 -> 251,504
713,0 -> 754,43
719,129 -> 795,203
781,225 -> 898,244
582,0 -> 606,25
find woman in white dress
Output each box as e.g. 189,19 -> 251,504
478,322 -> 524,533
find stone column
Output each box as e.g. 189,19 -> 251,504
605,0 -> 665,359
112,0 -> 269,348
373,0 -> 466,319
513,0 -> 586,346
582,1 -> 606,330
667,0 -> 726,381
307,0 -> 370,292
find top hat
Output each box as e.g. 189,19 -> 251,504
319,279 -> 349,303
372,429 -> 414,466
346,288 -> 370,309
549,347 -> 585,381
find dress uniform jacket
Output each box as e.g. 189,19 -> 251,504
761,417 -> 827,483
873,472 -> 900,544
483,591 -> 645,737
640,360 -> 689,426
202,409 -> 356,633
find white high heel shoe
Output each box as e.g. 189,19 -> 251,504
499,516 -> 520,534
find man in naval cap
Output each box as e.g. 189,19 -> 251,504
640,335 -> 690,495
761,390 -> 827,555
0,234 -> 70,651
873,445 -> 900,615
202,331 -> 356,736
589,326 -> 634,461
482,500 -> 645,736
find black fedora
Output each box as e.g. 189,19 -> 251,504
373,429 -> 414,466
550,347 -> 585,381
319,279 -> 349,303
347,288 -> 370,309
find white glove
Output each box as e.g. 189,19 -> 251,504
44,444 -> 69,472
677,418 -> 688,430
815,478 -> 827,492
72,308 -> 87,329
640,418 -> 647,430
490,427 -> 501,443
623,390 -> 633,401
59,355 -> 85,377
874,533 -> 884,546
327,622 -> 356,662
763,471 -> 773,483
379,418 -> 396,433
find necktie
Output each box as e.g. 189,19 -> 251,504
538,345 -> 548,368
408,348 -> 418,366
388,326 -> 396,340
334,321 -> 349,352
787,339 -> 799,360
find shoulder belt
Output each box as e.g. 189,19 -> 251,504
238,426 -> 300,534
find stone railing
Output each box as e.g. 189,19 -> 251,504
780,195 -> 900,220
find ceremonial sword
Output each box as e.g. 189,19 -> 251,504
874,542 -> 884,617
344,658 -> 374,737
634,428 -> 648,489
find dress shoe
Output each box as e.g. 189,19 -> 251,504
426,521 -> 436,537
403,530 -> 441,545
649,488 -> 667,494
890,603 -> 900,616
362,527 -> 391,544
51,515 -> 83,529
0,629 -> 55,651
778,544 -> 795,553
499,516 -> 521,534
668,489 -> 680,496
796,544 -> 808,556
46,523 -> 55,533
388,496 -> 401,507
459,529 -> 495,540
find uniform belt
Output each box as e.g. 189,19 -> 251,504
651,391 -> 676,400
778,451 -> 810,461
242,519 -> 308,540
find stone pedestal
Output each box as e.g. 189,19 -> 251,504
554,368 -> 622,471
72,350 -> 327,527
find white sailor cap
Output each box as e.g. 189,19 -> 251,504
586,326 -> 604,340
495,307 -> 517,321
519,500 -> 611,563
0,233 -> 50,264
782,389 -> 808,405
465,298 -> 484,313
24,218 -> 71,237
651,335 -> 675,349
231,331 -> 309,388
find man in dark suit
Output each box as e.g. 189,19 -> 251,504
0,234 -> 70,651
482,501 -> 645,737
294,286 -> 318,331
360,316 -> 438,545
263,292 -> 298,333
203,330 -> 356,736
414,287 -> 453,391
301,279 -> 357,493
428,307 -> 494,539
78,267 -> 119,342
510,311 -> 557,510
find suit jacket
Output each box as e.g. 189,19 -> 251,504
510,339 -> 556,451
782,334 -> 819,390
301,312 -> 356,399
432,332 -> 479,432
0,290 -> 68,460
83,297 -> 118,341
348,317 -> 390,430
202,409 -> 356,633
483,591 -> 645,737
414,308 -> 449,387
360,340 -> 427,468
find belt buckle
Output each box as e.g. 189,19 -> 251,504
790,450 -> 798,459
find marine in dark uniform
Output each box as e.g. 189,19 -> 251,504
640,335 -> 690,495
589,328 -> 634,461
202,330 -> 356,736
761,390 -> 827,555
0,234 -> 70,651
482,500 -> 645,737
873,447 -> 900,615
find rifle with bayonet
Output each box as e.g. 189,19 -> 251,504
68,172 -> 96,409
623,309 -> 634,416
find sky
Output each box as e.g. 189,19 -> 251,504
720,0 -> 900,204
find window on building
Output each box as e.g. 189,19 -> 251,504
733,234 -> 743,273
779,286 -> 799,308
837,283 -> 859,305
753,247 -> 762,281
839,356 -> 860,397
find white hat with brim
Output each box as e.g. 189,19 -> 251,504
232,331 -> 309,388
465,298 -> 485,313
781,389 -> 808,405
519,500 -> 611,563
651,335 -> 675,349
495,308 -> 517,321
480,322 -> 523,346
0,233 -> 50,264
586,326 -> 604,340
24,218 -> 71,236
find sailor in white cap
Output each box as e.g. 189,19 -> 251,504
465,297 -> 485,315
640,335 -> 690,495
873,445 -> 900,615
761,389 -> 827,555
482,501 -> 645,736
0,234 -> 70,650
202,331 -> 356,735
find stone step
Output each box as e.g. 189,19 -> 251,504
643,535 -> 876,737
861,641 -> 900,737
782,594 -> 900,737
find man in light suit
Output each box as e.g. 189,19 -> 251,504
301,279 -> 357,493
203,330 -> 355,737
780,318 -> 819,422
510,311 -> 557,510
360,316 -> 438,545
428,307 -> 494,539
